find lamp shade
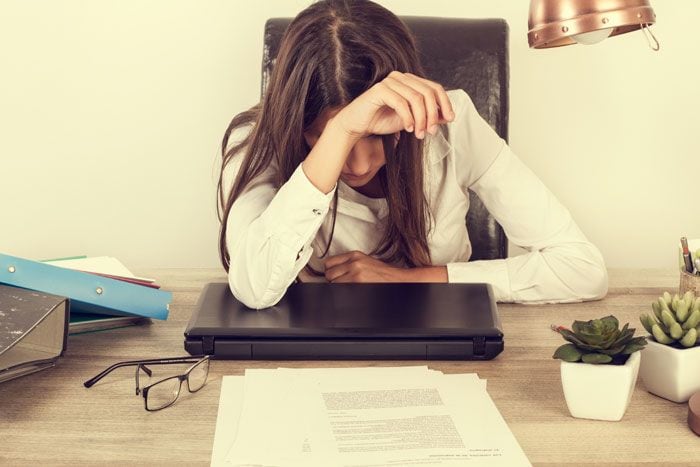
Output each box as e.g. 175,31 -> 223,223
528,0 -> 656,49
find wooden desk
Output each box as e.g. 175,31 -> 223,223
2,268 -> 698,466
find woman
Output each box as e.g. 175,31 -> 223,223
217,0 -> 608,309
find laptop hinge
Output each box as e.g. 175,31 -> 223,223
202,336 -> 215,355
473,336 -> 486,356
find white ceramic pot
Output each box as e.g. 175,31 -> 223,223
639,338 -> 700,403
560,351 -> 640,421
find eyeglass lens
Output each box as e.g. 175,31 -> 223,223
137,358 -> 209,410
146,376 -> 183,411
187,358 -> 210,392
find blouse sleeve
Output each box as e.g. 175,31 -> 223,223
444,90 -> 608,304
221,126 -> 335,309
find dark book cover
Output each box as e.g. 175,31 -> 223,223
0,284 -> 69,383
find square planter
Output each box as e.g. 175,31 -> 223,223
639,338 -> 700,403
560,351 -> 640,421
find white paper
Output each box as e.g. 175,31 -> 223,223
44,256 -> 155,282
211,377 -> 244,467
224,370 -> 310,465
306,374 -> 527,466
212,367 -> 530,467
223,367 -> 436,465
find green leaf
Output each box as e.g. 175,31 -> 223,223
600,315 -> 620,331
652,324 -> 674,344
600,318 -> 619,336
601,329 -> 622,348
621,343 -> 646,354
553,344 -> 582,362
558,329 -> 587,347
680,328 -> 698,348
559,331 -> 605,351
640,314 -> 654,335
571,319 -> 592,335
599,344 -> 626,356
610,330 -> 634,348
619,326 -> 635,339
627,336 -> 648,346
581,353 -> 613,364
577,333 -> 606,346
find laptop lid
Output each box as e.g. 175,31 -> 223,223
184,282 -> 503,360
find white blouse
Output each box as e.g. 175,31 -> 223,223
223,89 -> 608,309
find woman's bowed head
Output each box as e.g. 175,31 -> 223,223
219,0 -> 453,283
218,0 -> 609,309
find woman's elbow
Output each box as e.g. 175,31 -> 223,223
570,249 -> 609,302
227,268 -> 284,310
226,234 -> 289,309
577,262 -> 608,301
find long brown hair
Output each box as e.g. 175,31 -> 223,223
218,0 -> 432,272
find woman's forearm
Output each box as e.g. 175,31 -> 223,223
404,266 -> 448,283
301,117 -> 359,194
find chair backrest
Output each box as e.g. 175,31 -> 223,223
261,17 -> 509,261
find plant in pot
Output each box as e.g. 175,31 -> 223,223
639,291 -> 700,403
552,315 -> 647,421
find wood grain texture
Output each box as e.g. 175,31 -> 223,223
1,268 -> 698,466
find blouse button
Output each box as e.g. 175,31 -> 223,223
312,208 -> 322,216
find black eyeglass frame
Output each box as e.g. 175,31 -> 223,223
83,355 -> 210,411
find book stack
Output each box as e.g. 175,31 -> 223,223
0,253 -> 172,383
0,253 -> 172,335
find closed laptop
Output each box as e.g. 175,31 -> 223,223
184,282 -> 503,360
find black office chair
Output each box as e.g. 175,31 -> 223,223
261,17 -> 509,261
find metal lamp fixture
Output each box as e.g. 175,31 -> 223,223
528,0 -> 659,50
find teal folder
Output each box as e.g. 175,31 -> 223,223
0,253 -> 170,320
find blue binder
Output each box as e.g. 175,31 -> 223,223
0,253 -> 171,320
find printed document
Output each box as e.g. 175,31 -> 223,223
211,366 -> 530,467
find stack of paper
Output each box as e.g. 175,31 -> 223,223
43,256 -> 159,287
211,366 -> 531,467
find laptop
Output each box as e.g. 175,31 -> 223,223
184,282 -> 504,360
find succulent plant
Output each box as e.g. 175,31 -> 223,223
552,315 -> 647,364
640,291 -> 700,348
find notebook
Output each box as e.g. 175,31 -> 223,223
184,282 -> 504,360
68,312 -> 149,335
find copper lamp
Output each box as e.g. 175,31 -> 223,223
528,0 -> 659,50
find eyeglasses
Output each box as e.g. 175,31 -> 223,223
84,355 -> 210,411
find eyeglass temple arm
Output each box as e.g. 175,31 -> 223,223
84,361 -> 142,388
83,356 -> 207,388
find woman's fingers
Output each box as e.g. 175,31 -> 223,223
324,251 -> 355,269
325,264 -> 349,282
408,73 -> 455,123
384,73 -> 427,139
387,72 -> 441,136
372,82 -> 415,133
325,259 -> 354,282
379,72 -> 454,139
324,251 -> 365,282
329,272 -> 355,283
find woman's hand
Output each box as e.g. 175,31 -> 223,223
332,71 -> 455,140
324,251 -> 409,283
324,251 -> 449,283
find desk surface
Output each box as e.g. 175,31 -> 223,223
1,268 -> 698,466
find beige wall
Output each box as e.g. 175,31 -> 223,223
2,0 -> 698,269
